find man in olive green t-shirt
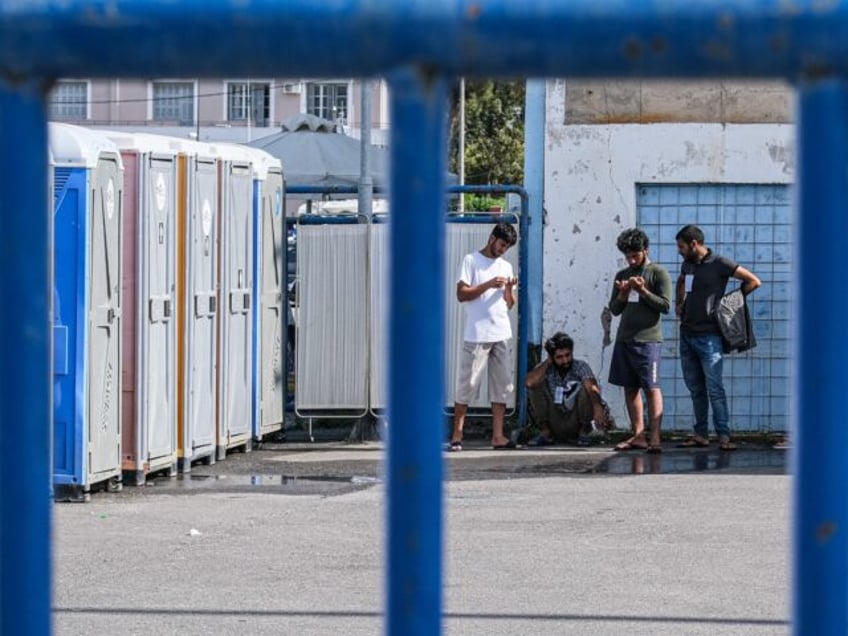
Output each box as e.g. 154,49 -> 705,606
608,228 -> 672,453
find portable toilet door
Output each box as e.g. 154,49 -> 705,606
50,123 -> 123,502
248,148 -> 285,441
216,143 -> 255,459
173,139 -> 219,470
107,132 -> 178,485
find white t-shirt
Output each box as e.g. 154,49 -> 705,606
457,251 -> 514,343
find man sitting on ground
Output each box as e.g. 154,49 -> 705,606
525,332 -> 610,446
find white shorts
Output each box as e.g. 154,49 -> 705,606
455,340 -> 514,405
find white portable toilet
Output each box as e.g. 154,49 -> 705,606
170,137 -> 220,470
50,123 -> 124,501
242,146 -> 285,442
215,143 -> 255,459
106,132 -> 179,485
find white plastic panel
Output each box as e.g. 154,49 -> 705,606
87,155 -> 123,479
258,169 -> 285,432
296,222 -> 369,410
186,157 -> 218,453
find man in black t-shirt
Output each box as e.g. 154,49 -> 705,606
675,225 -> 761,451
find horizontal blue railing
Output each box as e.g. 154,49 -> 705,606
1,1 -> 848,78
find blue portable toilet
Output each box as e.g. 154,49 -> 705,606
50,123 -> 124,502
243,146 -> 285,442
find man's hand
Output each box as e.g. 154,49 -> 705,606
592,404 -> 608,429
486,276 -> 515,289
628,276 -> 646,293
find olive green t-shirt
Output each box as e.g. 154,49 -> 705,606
608,261 -> 672,343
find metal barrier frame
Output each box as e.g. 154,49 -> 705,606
2,3 -> 846,635
286,184 -> 531,428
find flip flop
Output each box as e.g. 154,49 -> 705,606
615,440 -> 648,451
719,439 -> 737,451
445,441 -> 462,452
646,445 -> 663,454
676,437 -> 710,448
492,440 -> 522,450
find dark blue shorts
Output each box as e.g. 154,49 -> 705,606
608,341 -> 662,390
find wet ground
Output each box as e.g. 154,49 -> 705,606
119,439 -> 788,498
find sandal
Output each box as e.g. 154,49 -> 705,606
445,441 -> 462,452
646,445 -> 663,454
719,437 -> 737,451
676,437 -> 710,448
615,439 -> 648,451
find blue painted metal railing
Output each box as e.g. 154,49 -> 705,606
1,2 -> 846,635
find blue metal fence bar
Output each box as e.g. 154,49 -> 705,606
0,82 -> 52,636
286,183 -> 531,427
794,78 -> 848,636
386,68 -> 448,636
3,1 -> 848,78
523,80 -> 546,351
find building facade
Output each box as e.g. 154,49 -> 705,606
49,78 -> 390,144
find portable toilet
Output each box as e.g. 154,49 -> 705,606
244,146 -> 285,442
106,132 -> 179,485
170,138 -> 220,470
215,143 -> 255,459
50,123 -> 124,502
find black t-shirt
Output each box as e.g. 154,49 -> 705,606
680,250 -> 738,334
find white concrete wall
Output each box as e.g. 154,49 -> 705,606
543,79 -> 796,420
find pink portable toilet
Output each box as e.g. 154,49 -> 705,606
107,132 -> 179,485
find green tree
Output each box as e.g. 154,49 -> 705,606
449,80 -> 525,186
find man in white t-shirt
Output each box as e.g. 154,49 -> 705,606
447,222 -> 519,451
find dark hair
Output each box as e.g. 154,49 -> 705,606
675,224 -> 705,244
491,222 -> 517,246
544,332 -> 574,356
616,228 -> 649,253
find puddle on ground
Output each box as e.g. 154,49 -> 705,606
515,449 -> 787,476
140,473 -> 381,496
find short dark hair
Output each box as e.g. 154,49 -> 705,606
675,224 -> 705,244
491,222 -> 517,246
616,228 -> 649,253
544,332 -> 574,356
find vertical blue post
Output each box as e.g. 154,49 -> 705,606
0,82 -> 52,635
794,78 -> 848,635
385,68 -> 448,636
523,79 -> 545,349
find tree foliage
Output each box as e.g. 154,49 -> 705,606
449,80 -> 525,186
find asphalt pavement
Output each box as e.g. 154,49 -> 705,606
53,440 -> 790,635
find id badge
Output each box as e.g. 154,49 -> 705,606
628,289 -> 639,303
554,386 -> 564,404
684,274 -> 694,293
